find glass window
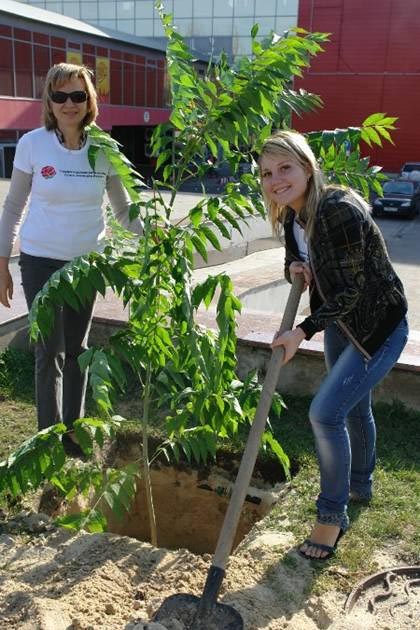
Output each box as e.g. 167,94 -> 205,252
62,4 -> 81,19
117,1 -> 135,19
277,0 -> 299,14
211,35 -> 234,58
135,60 -> 145,106
233,0 -> 255,17
191,36 -> 214,54
193,0 -> 213,18
174,18 -> 193,36
193,17 -> 213,36
173,0 -> 193,18
213,0 -> 233,17
255,0 -> 276,16
255,17 -> 276,36
153,20 -> 166,36
14,40 -> 33,97
110,59 -> 122,104
275,15 -> 297,32
117,20 -> 135,34
34,45 -> 50,98
99,2 -> 116,19
213,17 -> 233,36
45,3 -> 64,14
232,36 -> 252,57
99,19 -> 117,29
0,38 -> 14,96
81,3 -> 99,20
233,17 -> 254,36
135,19 -> 154,36
146,63 -> 157,107
136,1 -> 154,19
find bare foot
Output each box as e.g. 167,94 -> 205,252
299,522 -> 342,559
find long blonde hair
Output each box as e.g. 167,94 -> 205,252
42,63 -> 98,131
259,130 -> 326,238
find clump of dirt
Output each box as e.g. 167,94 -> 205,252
1,519 -> 415,630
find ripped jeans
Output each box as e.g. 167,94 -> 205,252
309,317 -> 408,531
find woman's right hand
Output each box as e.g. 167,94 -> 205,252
0,261 -> 13,308
289,261 -> 312,292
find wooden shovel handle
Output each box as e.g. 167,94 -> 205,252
212,274 -> 304,569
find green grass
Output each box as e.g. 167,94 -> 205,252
0,348 -> 419,595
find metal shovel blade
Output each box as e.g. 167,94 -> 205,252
153,593 -> 243,629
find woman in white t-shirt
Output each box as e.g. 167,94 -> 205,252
0,63 -> 142,457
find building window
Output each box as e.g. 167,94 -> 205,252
173,18 -> 193,37
277,0 -> 299,13
256,0 -> 277,16
117,2 -> 135,19
0,38 -> 14,96
174,0 -> 193,19
99,2 -> 116,20
193,0 -> 212,18
14,40 -> 33,98
254,17 -> 277,37
276,15 -> 296,33
234,17 -> 255,37
34,44 -> 51,98
232,36 -> 252,57
117,20 -> 136,35
213,17 -> 234,37
193,17 -> 213,37
110,59 -> 123,104
136,1 -> 154,19
213,0 -> 234,17
233,0 -> 255,17
81,2 -> 99,21
45,3 -> 64,14
134,19 -> 152,36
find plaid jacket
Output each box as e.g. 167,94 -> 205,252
284,189 -> 407,358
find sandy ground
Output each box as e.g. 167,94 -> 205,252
0,514 -> 417,630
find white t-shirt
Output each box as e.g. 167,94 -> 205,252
14,127 -> 116,260
292,217 -> 309,263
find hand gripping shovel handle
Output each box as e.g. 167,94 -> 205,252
194,275 -> 304,622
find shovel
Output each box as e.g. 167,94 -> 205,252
153,275 -> 304,629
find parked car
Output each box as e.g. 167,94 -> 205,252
400,162 -> 420,181
372,179 -> 420,219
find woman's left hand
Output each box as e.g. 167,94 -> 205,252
271,327 -> 306,364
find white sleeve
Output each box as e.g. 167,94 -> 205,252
106,175 -> 143,235
0,168 -> 32,257
13,133 -> 33,175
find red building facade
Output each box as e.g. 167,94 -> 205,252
295,0 -> 420,172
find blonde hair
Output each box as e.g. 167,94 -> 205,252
42,63 -> 98,131
259,130 -> 326,238
259,130 -> 371,243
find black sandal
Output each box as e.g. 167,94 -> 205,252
298,529 -> 344,561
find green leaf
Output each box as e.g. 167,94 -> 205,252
189,205 -> 203,227
200,225 -> 222,251
191,235 -> 208,261
251,23 -> 259,39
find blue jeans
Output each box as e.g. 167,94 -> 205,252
309,317 -> 408,531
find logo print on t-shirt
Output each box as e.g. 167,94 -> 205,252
41,165 -> 56,179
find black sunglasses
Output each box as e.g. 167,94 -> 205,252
50,90 -> 88,104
